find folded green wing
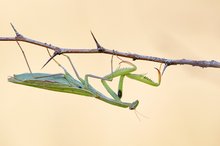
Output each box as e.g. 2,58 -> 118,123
8,73 -> 94,97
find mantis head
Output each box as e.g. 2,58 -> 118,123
129,100 -> 139,110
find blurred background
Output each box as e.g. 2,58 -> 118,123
1,0 -> 220,146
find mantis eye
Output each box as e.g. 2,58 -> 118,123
129,100 -> 139,110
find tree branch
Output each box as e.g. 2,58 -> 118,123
1,24 -> 220,70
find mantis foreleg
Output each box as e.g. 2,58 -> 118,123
102,59 -> 162,99
101,61 -> 137,100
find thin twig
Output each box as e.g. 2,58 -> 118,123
0,24 -> 220,70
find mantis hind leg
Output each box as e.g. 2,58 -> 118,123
14,38 -> 32,74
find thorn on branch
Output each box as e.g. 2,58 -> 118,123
41,50 -> 61,69
10,23 -> 23,37
162,64 -> 169,75
161,60 -> 172,75
90,31 -> 105,52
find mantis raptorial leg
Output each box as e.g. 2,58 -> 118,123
101,56 -> 161,100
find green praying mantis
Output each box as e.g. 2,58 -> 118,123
8,34 -> 162,110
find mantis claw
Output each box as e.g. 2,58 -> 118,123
154,67 -> 162,85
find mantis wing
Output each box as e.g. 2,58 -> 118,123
8,73 -> 94,97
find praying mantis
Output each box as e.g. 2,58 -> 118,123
8,34 -> 161,110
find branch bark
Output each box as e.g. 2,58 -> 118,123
1,24 -> 220,70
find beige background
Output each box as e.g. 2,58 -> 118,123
1,0 -> 220,146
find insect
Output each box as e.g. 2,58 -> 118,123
8,40 -> 161,110
8,49 -> 141,109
